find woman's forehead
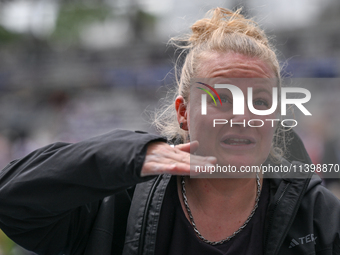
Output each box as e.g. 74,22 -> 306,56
196,51 -> 276,79
194,77 -> 277,89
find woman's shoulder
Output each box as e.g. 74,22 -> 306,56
303,175 -> 340,209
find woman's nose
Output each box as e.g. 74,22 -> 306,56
230,104 -> 252,127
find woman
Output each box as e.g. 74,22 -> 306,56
0,7 -> 339,255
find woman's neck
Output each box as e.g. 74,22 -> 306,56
178,176 -> 262,222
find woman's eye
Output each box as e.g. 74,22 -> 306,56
218,95 -> 231,104
254,100 -> 269,107
220,97 -> 229,103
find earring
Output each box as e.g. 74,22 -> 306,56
180,123 -> 183,129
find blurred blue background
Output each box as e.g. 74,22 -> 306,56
1,0 -> 340,253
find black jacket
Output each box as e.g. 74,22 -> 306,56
0,129 -> 339,255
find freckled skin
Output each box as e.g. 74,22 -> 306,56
204,184 -> 210,193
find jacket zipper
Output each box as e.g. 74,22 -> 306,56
264,182 -> 290,254
138,175 -> 163,255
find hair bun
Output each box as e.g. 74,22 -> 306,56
189,8 -> 269,46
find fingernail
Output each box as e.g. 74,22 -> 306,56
207,157 -> 216,162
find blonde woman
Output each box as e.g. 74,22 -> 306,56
0,8 -> 339,255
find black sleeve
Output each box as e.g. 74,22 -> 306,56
0,129 -> 166,254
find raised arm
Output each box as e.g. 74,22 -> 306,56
0,129 -> 215,254
0,130 -> 165,254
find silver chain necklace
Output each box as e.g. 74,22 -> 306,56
180,174 -> 261,245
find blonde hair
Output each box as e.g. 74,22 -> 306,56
153,7 -> 286,159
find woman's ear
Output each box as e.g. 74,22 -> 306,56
175,96 -> 188,130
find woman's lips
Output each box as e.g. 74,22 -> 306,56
223,138 -> 252,145
219,135 -> 256,149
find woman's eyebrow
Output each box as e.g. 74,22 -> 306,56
252,87 -> 272,95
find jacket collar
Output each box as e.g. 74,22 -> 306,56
123,174 -> 172,255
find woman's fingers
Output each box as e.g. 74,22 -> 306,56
142,162 -> 191,176
140,141 -> 216,176
175,140 -> 199,153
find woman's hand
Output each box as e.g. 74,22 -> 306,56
141,141 -> 216,176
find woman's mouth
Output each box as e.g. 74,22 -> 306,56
222,138 -> 252,145
220,135 -> 256,149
